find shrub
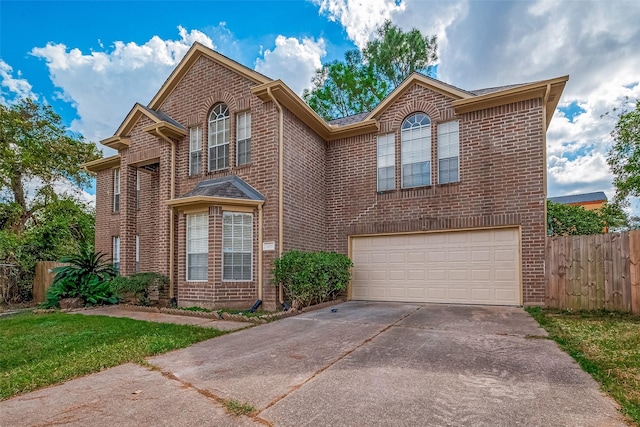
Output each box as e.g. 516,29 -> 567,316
273,250 -> 352,308
108,272 -> 169,306
42,249 -> 117,308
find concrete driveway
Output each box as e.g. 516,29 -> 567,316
1,302 -> 626,426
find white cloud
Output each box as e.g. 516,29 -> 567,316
30,26 -> 214,146
316,0 -> 640,209
0,60 -> 37,104
255,36 -> 326,95
312,0 -> 405,49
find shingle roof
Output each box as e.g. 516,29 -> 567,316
179,176 -> 264,201
548,192 -> 608,205
470,83 -> 530,96
140,104 -> 185,129
329,112 -> 370,126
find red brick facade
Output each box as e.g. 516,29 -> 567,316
88,43 -> 566,309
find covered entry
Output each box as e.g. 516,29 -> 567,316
350,228 -> 521,305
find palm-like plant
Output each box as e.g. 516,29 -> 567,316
43,248 -> 118,308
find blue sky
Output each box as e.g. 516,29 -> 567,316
2,0 -> 640,208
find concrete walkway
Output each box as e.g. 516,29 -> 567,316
1,302 -> 627,426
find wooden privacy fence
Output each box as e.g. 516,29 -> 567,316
33,261 -> 68,303
546,231 -> 640,314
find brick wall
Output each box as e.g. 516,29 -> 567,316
326,83 -> 546,304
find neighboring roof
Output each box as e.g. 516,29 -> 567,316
178,175 -> 265,201
548,192 -> 608,205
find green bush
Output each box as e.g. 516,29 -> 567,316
273,250 -> 352,308
108,272 -> 168,306
42,249 -> 117,308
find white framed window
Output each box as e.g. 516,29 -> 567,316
222,212 -> 253,281
208,104 -> 229,171
113,236 -> 120,273
113,168 -> 120,212
189,127 -> 202,176
186,212 -> 208,281
135,235 -> 140,273
136,170 -> 141,209
377,133 -> 395,191
438,120 -> 460,184
401,113 -> 431,188
236,111 -> 251,166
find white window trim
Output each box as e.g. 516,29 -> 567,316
186,212 -> 208,282
135,235 -> 140,273
222,212 -> 253,282
377,133 -> 395,192
236,111 -> 251,166
113,236 -> 120,273
189,126 -> 202,176
401,113 -> 432,189
208,104 -> 230,172
113,168 -> 120,212
437,120 -> 460,184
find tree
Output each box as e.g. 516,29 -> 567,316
607,100 -> 640,202
0,99 -> 100,301
546,200 -> 628,236
304,21 -> 438,121
0,98 -> 101,234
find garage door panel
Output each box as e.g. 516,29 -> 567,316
351,228 -> 520,305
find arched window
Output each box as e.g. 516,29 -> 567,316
208,103 -> 230,171
401,113 -> 431,188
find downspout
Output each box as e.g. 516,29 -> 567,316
258,204 -> 263,300
156,128 -> 177,301
266,86 -> 285,304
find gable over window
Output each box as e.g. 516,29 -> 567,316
401,113 -> 431,188
208,104 -> 230,172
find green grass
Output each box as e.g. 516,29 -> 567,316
526,307 -> 640,424
224,399 -> 255,416
0,312 -> 224,400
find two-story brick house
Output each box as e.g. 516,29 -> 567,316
84,42 -> 567,310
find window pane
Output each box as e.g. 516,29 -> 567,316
208,104 -> 230,171
222,212 -> 253,280
438,121 -> 460,184
237,112 -> 251,166
377,134 -> 395,191
187,213 -> 208,281
401,113 -> 431,188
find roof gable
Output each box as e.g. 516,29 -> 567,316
149,42 -> 271,110
366,73 -> 472,120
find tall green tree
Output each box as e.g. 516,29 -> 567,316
0,98 -> 101,234
304,21 -> 438,121
607,100 -> 640,202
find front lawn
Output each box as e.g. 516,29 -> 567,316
0,312 -> 223,400
526,307 -> 640,424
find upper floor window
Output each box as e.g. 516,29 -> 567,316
113,168 -> 120,212
136,170 -> 141,209
377,134 -> 395,191
112,236 -> 120,273
186,212 -> 208,281
189,127 -> 202,176
236,111 -> 251,166
222,212 -> 253,281
401,113 -> 431,188
438,120 -> 460,184
208,104 -> 229,171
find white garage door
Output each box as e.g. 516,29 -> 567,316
351,228 -> 520,305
